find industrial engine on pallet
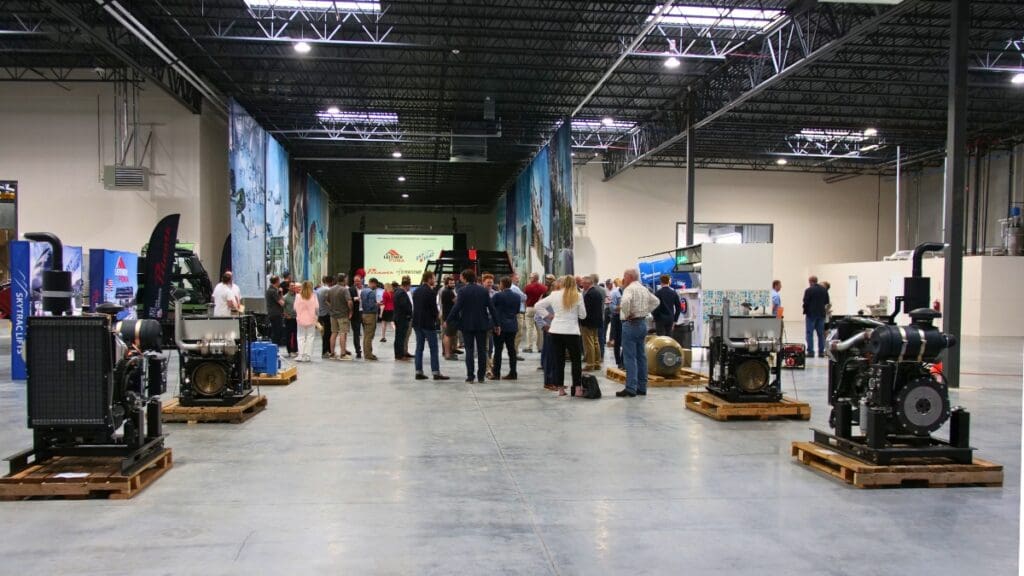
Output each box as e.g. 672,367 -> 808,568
644,336 -> 687,377
707,298 -> 783,402
818,242 -> 971,465
9,233 -> 168,476
174,299 -> 254,406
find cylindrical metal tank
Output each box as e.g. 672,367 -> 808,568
645,336 -> 686,377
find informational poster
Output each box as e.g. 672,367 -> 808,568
265,136 -> 290,277
363,234 -> 454,285
89,249 -> 139,321
9,241 -> 83,380
500,120 -> 574,279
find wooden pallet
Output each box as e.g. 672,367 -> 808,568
791,441 -> 1003,489
0,448 -> 173,501
252,365 -> 298,386
605,367 -> 709,387
162,394 -> 268,424
684,391 -> 811,421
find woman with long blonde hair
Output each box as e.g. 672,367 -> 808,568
533,274 -> 586,395
293,280 -> 320,362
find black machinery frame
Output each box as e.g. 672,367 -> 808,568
811,241 -> 973,466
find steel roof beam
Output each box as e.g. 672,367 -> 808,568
603,0 -> 922,180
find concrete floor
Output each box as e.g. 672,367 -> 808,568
0,335 -> 1020,575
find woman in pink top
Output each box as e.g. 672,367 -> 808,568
294,281 -> 321,362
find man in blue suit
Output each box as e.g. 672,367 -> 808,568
446,268 -> 498,383
491,276 -> 521,380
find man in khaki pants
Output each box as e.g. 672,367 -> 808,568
523,272 -> 547,353
359,278 -> 380,360
580,276 -> 604,370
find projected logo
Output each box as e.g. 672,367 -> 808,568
416,249 -> 437,263
383,249 -> 404,263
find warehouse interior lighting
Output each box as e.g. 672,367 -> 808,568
863,127 -> 878,137
776,158 -> 788,165
391,150 -> 403,158
1012,73 -> 1024,85
293,41 -> 311,54
664,56 -> 681,69
317,110 -> 400,124
245,0 -> 381,12
860,144 -> 880,152
797,128 -> 869,142
397,176 -> 406,182
575,119 -> 636,132
817,0 -> 903,5
650,5 -> 783,31
401,193 -> 409,199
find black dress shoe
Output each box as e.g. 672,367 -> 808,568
636,390 -> 647,396
477,377 -> 485,383
615,390 -> 636,398
465,377 -> 475,383
433,374 -> 451,380
415,373 -> 429,380
502,374 -> 518,380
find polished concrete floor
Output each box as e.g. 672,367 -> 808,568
0,334 -> 1020,575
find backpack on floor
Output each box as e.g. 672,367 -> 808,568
572,374 -> 602,399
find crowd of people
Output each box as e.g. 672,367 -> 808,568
212,265 -> 836,397
208,266 -> 676,398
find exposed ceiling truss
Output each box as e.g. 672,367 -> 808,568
1,0 -> 1023,206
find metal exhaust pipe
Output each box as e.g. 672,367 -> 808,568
174,299 -> 201,352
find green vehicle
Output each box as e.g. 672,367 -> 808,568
138,242 -> 214,347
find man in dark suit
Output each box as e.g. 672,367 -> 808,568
393,278 -> 414,361
580,276 -> 604,370
802,275 -> 830,358
653,274 -> 681,337
491,276 -> 521,380
446,268 -> 498,383
412,271 -> 449,380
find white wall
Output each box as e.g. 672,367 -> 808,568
198,105 -> 230,268
0,81 -> 227,261
814,255 -> 1024,337
573,163 -> 896,327
899,146 -> 1024,252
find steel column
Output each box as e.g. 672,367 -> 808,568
942,0 -> 968,389
685,90 -> 695,247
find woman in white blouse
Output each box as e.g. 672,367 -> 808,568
534,274 -> 586,395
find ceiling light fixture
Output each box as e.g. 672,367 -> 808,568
294,41 -> 311,54
391,151 -> 402,158
401,193 -> 409,199
601,117 -> 615,127
664,56 -> 681,69
326,106 -> 340,115
1012,73 -> 1024,85
397,176 -> 406,182
776,158 -> 788,165
863,127 -> 878,137
451,48 -> 460,55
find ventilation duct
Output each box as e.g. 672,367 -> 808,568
104,165 -> 150,190
449,119 -> 500,163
